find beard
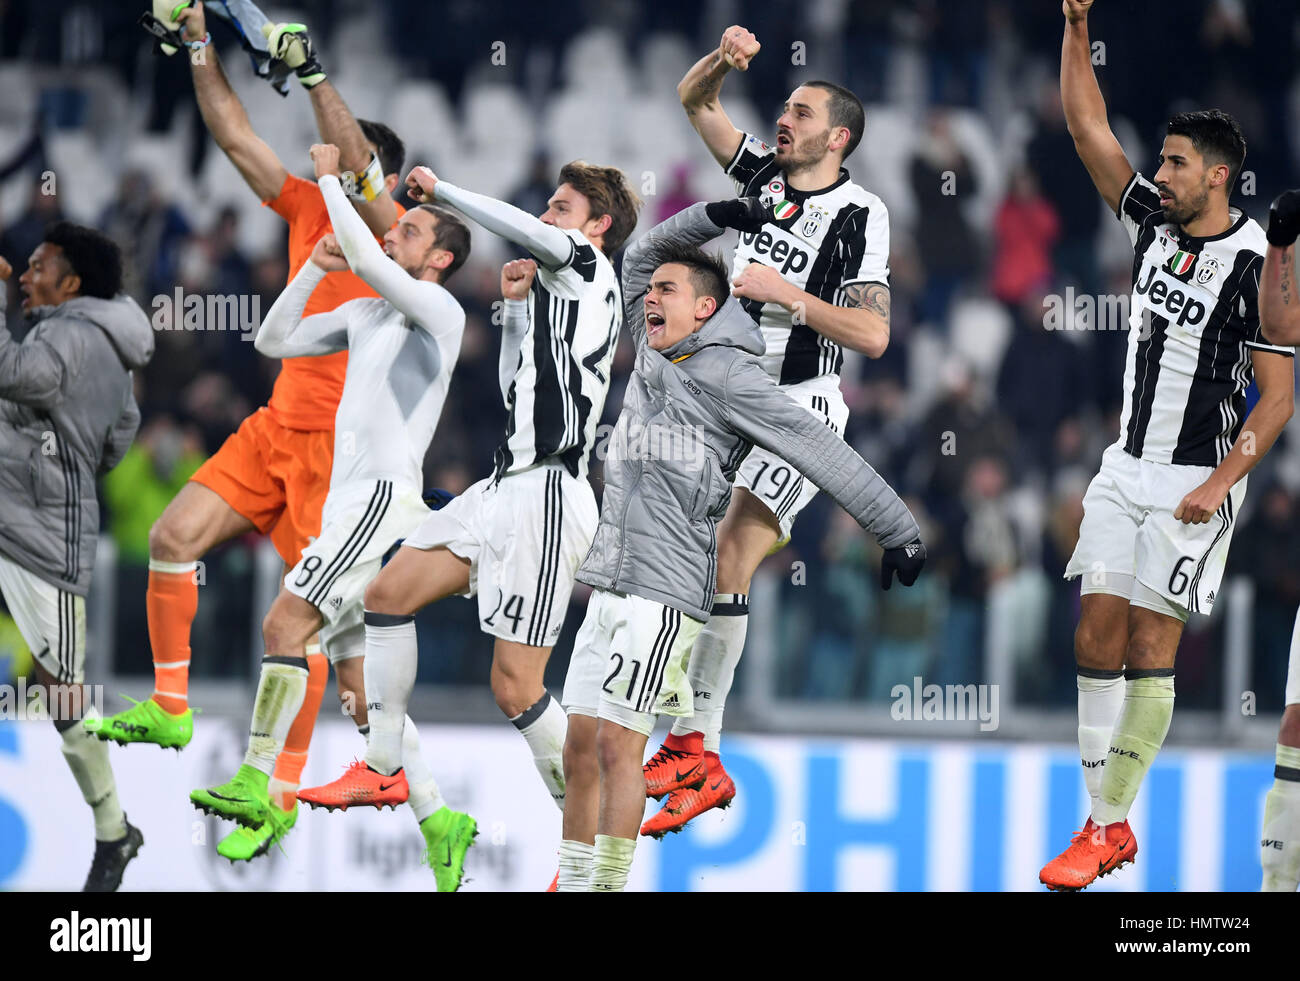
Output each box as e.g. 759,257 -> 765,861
1161,183 -> 1211,228
778,129 -> 831,174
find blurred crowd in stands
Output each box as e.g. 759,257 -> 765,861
1,0 -> 1298,715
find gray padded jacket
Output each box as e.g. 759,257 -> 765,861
576,202 -> 920,620
0,289 -> 152,595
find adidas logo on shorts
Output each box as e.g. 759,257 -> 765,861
660,693 -> 680,709
328,596 -> 343,610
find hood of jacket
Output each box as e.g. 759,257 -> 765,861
660,295 -> 765,362
31,293 -> 154,370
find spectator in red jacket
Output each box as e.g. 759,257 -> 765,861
991,167 -> 1060,308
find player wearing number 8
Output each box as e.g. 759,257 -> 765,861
298,160 -> 642,829
1042,0 -> 1294,893
189,144 -> 473,876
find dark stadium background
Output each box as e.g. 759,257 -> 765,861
0,0 -> 1296,892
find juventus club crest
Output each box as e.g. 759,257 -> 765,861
800,205 -> 826,239
1196,255 -> 1219,285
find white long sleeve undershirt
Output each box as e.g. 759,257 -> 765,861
434,180 -> 573,270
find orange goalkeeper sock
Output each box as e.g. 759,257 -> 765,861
146,560 -> 199,715
269,644 -> 328,810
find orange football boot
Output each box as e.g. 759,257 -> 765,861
298,759 -> 409,811
641,751 -> 736,838
643,732 -> 706,800
1040,817 -> 1138,891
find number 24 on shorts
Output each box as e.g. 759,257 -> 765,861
485,588 -> 526,633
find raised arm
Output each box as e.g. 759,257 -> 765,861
621,198 -> 772,348
177,3 -> 288,203
407,168 -> 571,269
0,260 -> 66,410
499,259 -> 536,402
677,26 -> 759,167
621,202 -> 730,348
252,239 -> 351,358
1261,191 -> 1300,346
1060,0 -> 1133,214
313,150 -> 461,336
308,80 -> 400,237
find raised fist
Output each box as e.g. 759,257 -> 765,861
501,259 -> 538,302
1063,0 -> 1095,24
719,25 -> 760,70
405,166 -> 439,204
310,143 -> 342,180
310,233 -> 349,272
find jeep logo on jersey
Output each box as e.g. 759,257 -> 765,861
1133,264 -> 1209,330
738,229 -> 810,277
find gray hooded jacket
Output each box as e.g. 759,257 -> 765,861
576,202 -> 920,620
0,289 -> 153,595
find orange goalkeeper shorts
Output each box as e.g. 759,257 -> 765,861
190,407 -> 334,566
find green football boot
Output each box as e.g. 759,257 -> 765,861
84,695 -> 193,750
420,806 -> 479,893
190,764 -> 270,828
216,801 -> 298,862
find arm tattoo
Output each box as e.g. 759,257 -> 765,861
1282,249 -> 1294,308
845,283 -> 891,322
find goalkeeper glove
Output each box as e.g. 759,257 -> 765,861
262,22 -> 327,88
139,0 -> 196,56
1267,190 -> 1300,248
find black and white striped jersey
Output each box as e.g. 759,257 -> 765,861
494,228 -> 622,481
1116,172 -> 1293,467
724,132 -> 890,385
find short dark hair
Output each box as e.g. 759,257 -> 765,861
359,119 -> 406,181
1166,109 -> 1247,190
557,161 -> 643,256
43,221 -> 122,299
644,240 -> 729,311
803,80 -> 865,160
418,204 -> 471,282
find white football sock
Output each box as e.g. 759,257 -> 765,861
1093,672 -> 1174,827
1077,669 -> 1126,813
557,839 -> 594,892
243,657 -> 309,776
60,722 -> 127,841
362,613 -> 418,776
511,691 -> 567,809
589,834 -> 637,892
403,714 -> 446,824
671,594 -> 747,753
1261,743 -> 1300,892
